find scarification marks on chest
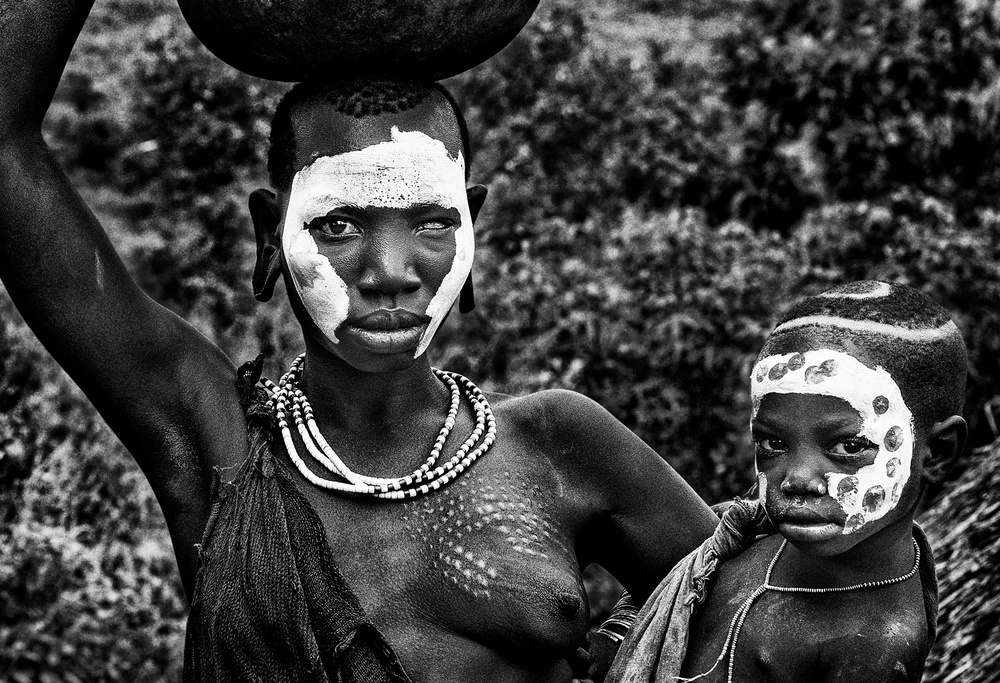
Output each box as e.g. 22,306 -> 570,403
401,474 -> 571,600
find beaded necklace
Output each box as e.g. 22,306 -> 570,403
682,536 -> 921,683
263,354 -> 496,500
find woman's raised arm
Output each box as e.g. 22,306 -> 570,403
0,0 -> 248,593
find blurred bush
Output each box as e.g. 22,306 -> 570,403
0,298 -> 187,682
2,0 -> 998,678
443,0 -> 1000,494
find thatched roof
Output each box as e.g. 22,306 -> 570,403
921,437 -> 1000,683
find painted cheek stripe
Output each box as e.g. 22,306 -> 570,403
282,178 -> 351,343
750,349 -> 914,534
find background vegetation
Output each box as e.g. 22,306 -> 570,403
1,0 -> 998,679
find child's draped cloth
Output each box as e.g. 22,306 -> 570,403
605,499 -> 938,683
182,357 -> 412,683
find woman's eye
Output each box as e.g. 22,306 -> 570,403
305,217 -> 361,238
829,437 -> 879,459
754,437 -> 786,456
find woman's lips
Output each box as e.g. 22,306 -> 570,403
349,309 -> 430,331
341,310 -> 430,354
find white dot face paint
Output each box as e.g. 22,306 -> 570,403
750,349 -> 914,535
281,126 -> 472,356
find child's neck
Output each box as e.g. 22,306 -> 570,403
769,516 -> 917,590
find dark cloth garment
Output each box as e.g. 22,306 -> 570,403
604,498 -> 765,683
183,356 -> 412,683
606,499 -> 938,683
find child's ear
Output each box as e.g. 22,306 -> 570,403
923,415 -> 968,485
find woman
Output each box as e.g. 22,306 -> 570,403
0,2 -> 717,680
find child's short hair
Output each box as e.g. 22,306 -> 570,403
757,281 -> 967,436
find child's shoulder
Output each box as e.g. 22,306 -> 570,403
816,625 -> 930,682
818,575 -> 930,681
685,531 -> 932,682
764,535 -> 930,681
723,533 -> 931,682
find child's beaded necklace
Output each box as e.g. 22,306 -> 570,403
682,536 -> 921,683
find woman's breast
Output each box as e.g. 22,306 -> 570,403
329,471 -> 591,663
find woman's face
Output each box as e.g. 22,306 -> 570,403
278,100 -> 472,372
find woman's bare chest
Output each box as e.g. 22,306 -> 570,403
301,465 -> 591,659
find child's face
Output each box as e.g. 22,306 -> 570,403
750,349 -> 921,557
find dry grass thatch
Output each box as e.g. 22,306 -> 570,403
921,435 -> 1000,683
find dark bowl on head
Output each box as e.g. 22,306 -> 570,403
177,0 -> 541,81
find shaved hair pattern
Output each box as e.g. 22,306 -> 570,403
758,281 -> 967,435
776,280 -> 955,331
268,77 -> 472,190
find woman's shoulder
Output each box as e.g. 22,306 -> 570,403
489,388 -> 666,478
490,388 -> 618,431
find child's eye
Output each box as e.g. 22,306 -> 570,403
305,216 -> 362,238
829,437 -> 879,460
753,437 -> 787,457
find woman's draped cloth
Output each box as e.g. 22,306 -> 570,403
183,356 -> 412,683
605,499 -> 939,683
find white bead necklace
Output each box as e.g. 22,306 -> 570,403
681,536 -> 921,683
263,354 -> 497,500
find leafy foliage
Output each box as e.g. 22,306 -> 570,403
718,0 -> 1000,230
0,299 -> 187,682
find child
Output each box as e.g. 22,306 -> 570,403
606,280 -> 968,683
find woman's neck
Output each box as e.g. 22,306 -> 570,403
296,338 -> 451,435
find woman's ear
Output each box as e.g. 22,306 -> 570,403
467,184 -> 488,222
459,185 -> 487,314
459,274 -> 475,314
249,188 -> 283,302
923,415 -> 968,484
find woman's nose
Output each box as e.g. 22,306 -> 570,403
358,236 -> 420,297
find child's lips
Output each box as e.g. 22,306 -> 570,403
777,521 -> 842,543
774,511 -> 843,542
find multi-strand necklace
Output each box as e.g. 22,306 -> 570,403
263,354 -> 496,500
682,536 -> 921,683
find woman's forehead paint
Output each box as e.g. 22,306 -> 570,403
750,349 -> 914,534
280,127 -> 472,353
288,127 -> 468,218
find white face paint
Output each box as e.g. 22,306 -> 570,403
281,126 -> 472,356
750,349 -> 914,534
816,281 -> 892,300
757,472 -> 767,508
